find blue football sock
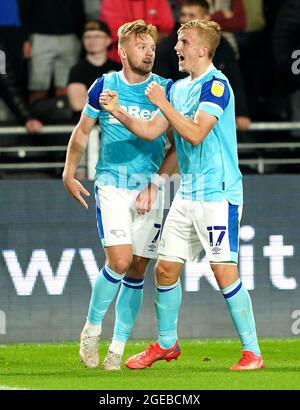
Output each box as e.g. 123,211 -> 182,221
156,280 -> 182,349
87,264 -> 125,325
221,278 -> 260,356
113,277 -> 144,343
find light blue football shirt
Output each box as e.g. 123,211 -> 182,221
83,71 -> 173,190
168,64 -> 243,205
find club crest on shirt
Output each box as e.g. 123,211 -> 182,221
211,80 -> 225,97
110,229 -> 126,238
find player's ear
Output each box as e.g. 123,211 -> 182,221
118,46 -> 127,60
199,47 -> 208,57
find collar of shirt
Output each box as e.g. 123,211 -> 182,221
119,70 -> 152,86
189,63 -> 216,83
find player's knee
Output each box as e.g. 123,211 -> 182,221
155,261 -> 177,286
211,263 -> 226,276
126,258 -> 147,279
210,263 -> 238,285
109,258 -> 132,275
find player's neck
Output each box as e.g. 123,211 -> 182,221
122,67 -> 150,84
86,52 -> 107,67
190,60 -> 213,81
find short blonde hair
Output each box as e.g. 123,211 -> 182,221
118,19 -> 158,47
178,20 -> 222,59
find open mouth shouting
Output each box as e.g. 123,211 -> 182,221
177,53 -> 185,64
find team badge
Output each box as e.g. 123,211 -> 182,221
211,81 -> 225,97
110,229 -> 126,238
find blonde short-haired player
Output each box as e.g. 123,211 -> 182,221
63,20 -> 176,371
100,19 -> 265,371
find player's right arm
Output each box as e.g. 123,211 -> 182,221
62,113 -> 95,209
99,89 -> 169,140
63,77 -> 104,209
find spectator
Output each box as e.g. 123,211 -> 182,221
100,0 -> 175,62
0,39 -> 43,132
273,0 -> 300,131
242,0 -> 265,32
21,0 -> 85,103
84,0 -> 102,20
68,20 -> 121,119
235,0 -> 265,120
273,0 -> 299,79
259,0 -> 290,121
154,0 -> 251,131
0,0 -> 25,89
168,0 -> 182,22
207,0 -> 246,57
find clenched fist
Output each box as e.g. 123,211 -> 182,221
99,89 -> 119,113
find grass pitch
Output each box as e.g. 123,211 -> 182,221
0,339 -> 299,390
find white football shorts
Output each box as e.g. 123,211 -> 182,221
158,195 -> 242,264
95,184 -> 164,259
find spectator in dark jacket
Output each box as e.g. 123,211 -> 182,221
0,0 -> 25,89
20,0 -> 85,103
0,39 -> 42,132
273,0 -> 300,131
154,0 -> 251,131
235,0 -> 265,120
273,0 -> 300,83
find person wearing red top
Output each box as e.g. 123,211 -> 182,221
209,0 -> 246,32
208,0 -> 246,57
100,0 -> 175,62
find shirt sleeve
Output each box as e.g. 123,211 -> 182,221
197,78 -> 230,120
83,76 -> 104,119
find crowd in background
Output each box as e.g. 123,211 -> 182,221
0,0 -> 299,136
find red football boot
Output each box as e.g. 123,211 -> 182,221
230,350 -> 265,371
125,341 -> 181,369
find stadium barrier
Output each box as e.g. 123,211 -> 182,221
1,122 -> 300,175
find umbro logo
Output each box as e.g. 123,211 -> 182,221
148,243 -> 157,251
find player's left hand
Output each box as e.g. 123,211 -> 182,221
135,182 -> 159,215
145,81 -> 166,108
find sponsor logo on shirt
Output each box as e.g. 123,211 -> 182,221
121,105 -> 153,119
108,105 -> 153,123
211,81 -> 225,97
